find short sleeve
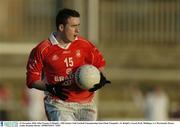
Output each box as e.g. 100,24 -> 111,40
85,42 -> 105,69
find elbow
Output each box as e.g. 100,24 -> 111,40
27,85 -> 33,89
26,81 -> 33,89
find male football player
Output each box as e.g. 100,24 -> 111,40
26,8 -> 110,121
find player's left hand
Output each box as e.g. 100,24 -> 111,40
89,72 -> 111,92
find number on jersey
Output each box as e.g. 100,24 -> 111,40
64,57 -> 73,67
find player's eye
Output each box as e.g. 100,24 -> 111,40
71,24 -> 80,28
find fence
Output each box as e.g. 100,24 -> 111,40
99,0 -> 179,47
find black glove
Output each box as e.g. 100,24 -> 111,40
46,83 -> 69,101
89,72 -> 111,92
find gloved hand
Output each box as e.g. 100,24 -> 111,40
89,72 -> 111,92
46,82 -> 69,101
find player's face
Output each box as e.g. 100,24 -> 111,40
63,17 -> 80,43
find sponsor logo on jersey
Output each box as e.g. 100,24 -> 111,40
66,68 -> 72,75
54,74 -> 75,86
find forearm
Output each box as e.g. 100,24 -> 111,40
30,80 -> 69,101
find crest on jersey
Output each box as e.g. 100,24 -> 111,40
52,54 -> 59,61
75,50 -> 81,57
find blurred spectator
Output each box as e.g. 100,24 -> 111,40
144,85 -> 169,121
130,84 -> 144,110
24,88 -> 46,120
0,82 -> 11,120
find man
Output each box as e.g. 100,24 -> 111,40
144,85 -> 169,121
26,8 -> 110,121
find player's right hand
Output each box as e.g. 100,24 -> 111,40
46,82 -> 69,101
88,72 -> 111,92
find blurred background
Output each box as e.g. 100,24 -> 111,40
0,0 -> 180,121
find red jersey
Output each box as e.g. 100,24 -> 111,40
26,32 -> 105,103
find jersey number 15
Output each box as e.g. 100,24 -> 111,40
64,57 -> 74,67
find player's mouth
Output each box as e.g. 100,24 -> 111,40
74,35 -> 78,39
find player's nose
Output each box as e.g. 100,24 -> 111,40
75,26 -> 80,34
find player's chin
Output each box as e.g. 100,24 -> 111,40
72,35 -> 77,41
68,38 -> 75,43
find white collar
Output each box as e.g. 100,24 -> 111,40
49,32 -> 79,49
49,32 -> 59,45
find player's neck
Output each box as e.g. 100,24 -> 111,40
56,33 -> 69,43
56,33 -> 71,48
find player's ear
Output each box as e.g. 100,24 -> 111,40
59,24 -> 64,32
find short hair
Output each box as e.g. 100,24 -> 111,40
56,8 -> 80,30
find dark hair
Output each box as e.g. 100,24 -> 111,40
56,8 -> 80,30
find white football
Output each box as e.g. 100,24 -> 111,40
75,64 -> 100,90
